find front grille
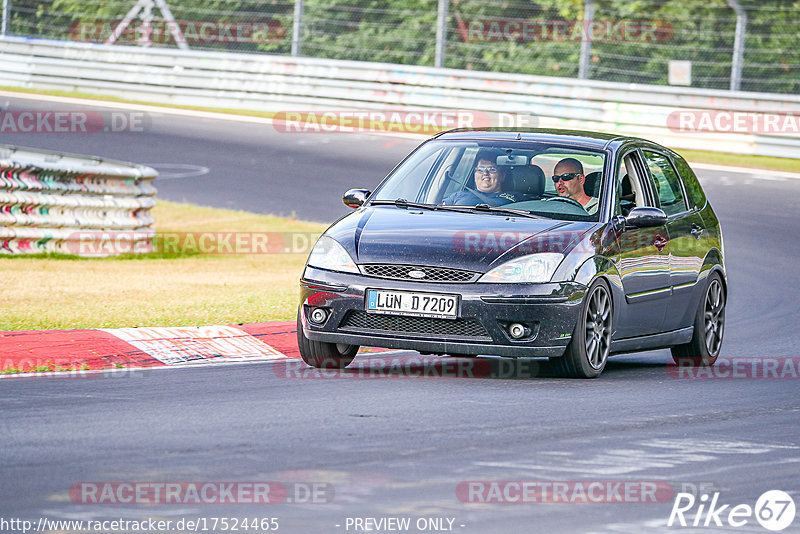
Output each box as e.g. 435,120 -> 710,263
340,311 -> 491,340
360,264 -> 478,283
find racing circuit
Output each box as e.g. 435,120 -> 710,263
1,94 -> 799,533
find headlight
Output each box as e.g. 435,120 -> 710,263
478,253 -> 564,283
306,236 -> 359,274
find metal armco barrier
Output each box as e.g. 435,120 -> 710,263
0,144 -> 157,255
0,36 -> 799,158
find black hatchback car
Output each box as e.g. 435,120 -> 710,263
297,129 -> 726,378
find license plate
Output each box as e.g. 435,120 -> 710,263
365,289 -> 459,319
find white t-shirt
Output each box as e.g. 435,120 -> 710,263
583,196 -> 599,215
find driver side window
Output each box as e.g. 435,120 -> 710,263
642,150 -> 688,217
437,146 -> 489,203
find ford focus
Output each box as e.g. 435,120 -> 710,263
297,129 -> 726,378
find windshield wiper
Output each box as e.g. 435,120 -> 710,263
469,204 -> 544,220
370,199 -> 477,213
369,199 -> 543,219
370,198 -> 434,210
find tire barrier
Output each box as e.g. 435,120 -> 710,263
0,36 -> 799,158
0,144 -> 157,255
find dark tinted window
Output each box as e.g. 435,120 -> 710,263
614,154 -> 637,216
671,153 -> 707,209
371,140 -> 607,221
643,150 -> 687,217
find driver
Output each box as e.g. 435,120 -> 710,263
443,153 -> 517,206
552,158 -> 598,214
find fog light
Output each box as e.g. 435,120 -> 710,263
310,307 -> 328,324
508,323 -> 526,339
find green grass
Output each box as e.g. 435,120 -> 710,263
1,362 -> 91,374
2,86 -> 798,173
0,200 -> 327,331
677,149 -> 800,173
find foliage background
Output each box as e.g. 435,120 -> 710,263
5,0 -> 799,93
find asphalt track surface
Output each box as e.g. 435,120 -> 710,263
1,95 -> 799,533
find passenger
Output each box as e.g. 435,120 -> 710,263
552,158 -> 598,214
443,156 -> 517,206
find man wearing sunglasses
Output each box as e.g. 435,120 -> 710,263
552,158 -> 598,214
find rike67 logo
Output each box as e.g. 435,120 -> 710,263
668,490 -> 795,531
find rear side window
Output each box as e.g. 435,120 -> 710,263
671,153 -> 707,209
643,150 -> 688,217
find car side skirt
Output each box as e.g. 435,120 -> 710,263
610,326 -> 694,354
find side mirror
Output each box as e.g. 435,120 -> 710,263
342,189 -> 371,209
625,207 -> 668,228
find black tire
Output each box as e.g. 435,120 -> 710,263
296,308 -> 358,369
671,271 -> 725,367
551,279 -> 613,378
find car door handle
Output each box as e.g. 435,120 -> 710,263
653,236 -> 668,251
691,225 -> 703,239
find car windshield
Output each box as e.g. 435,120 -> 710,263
370,139 -> 608,221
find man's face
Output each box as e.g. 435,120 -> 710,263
553,162 -> 585,200
474,159 -> 503,193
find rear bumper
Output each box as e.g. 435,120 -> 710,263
299,266 -> 588,358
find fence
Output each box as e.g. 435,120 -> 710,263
0,0 -> 798,95
0,143 -> 157,255
1,36 -> 799,159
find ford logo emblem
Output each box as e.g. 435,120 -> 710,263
408,270 -> 426,279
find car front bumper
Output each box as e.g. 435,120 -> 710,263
299,266 -> 588,358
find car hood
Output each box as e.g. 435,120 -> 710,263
324,206 -> 596,272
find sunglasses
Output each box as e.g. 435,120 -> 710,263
475,166 -> 499,174
551,172 -> 581,183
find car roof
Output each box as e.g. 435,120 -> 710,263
435,128 -> 651,152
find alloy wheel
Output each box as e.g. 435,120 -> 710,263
585,285 -> 612,370
704,278 -> 725,356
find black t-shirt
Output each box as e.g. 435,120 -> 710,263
443,189 -> 518,206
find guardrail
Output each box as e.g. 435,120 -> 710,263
0,143 -> 157,255
1,36 -> 799,158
